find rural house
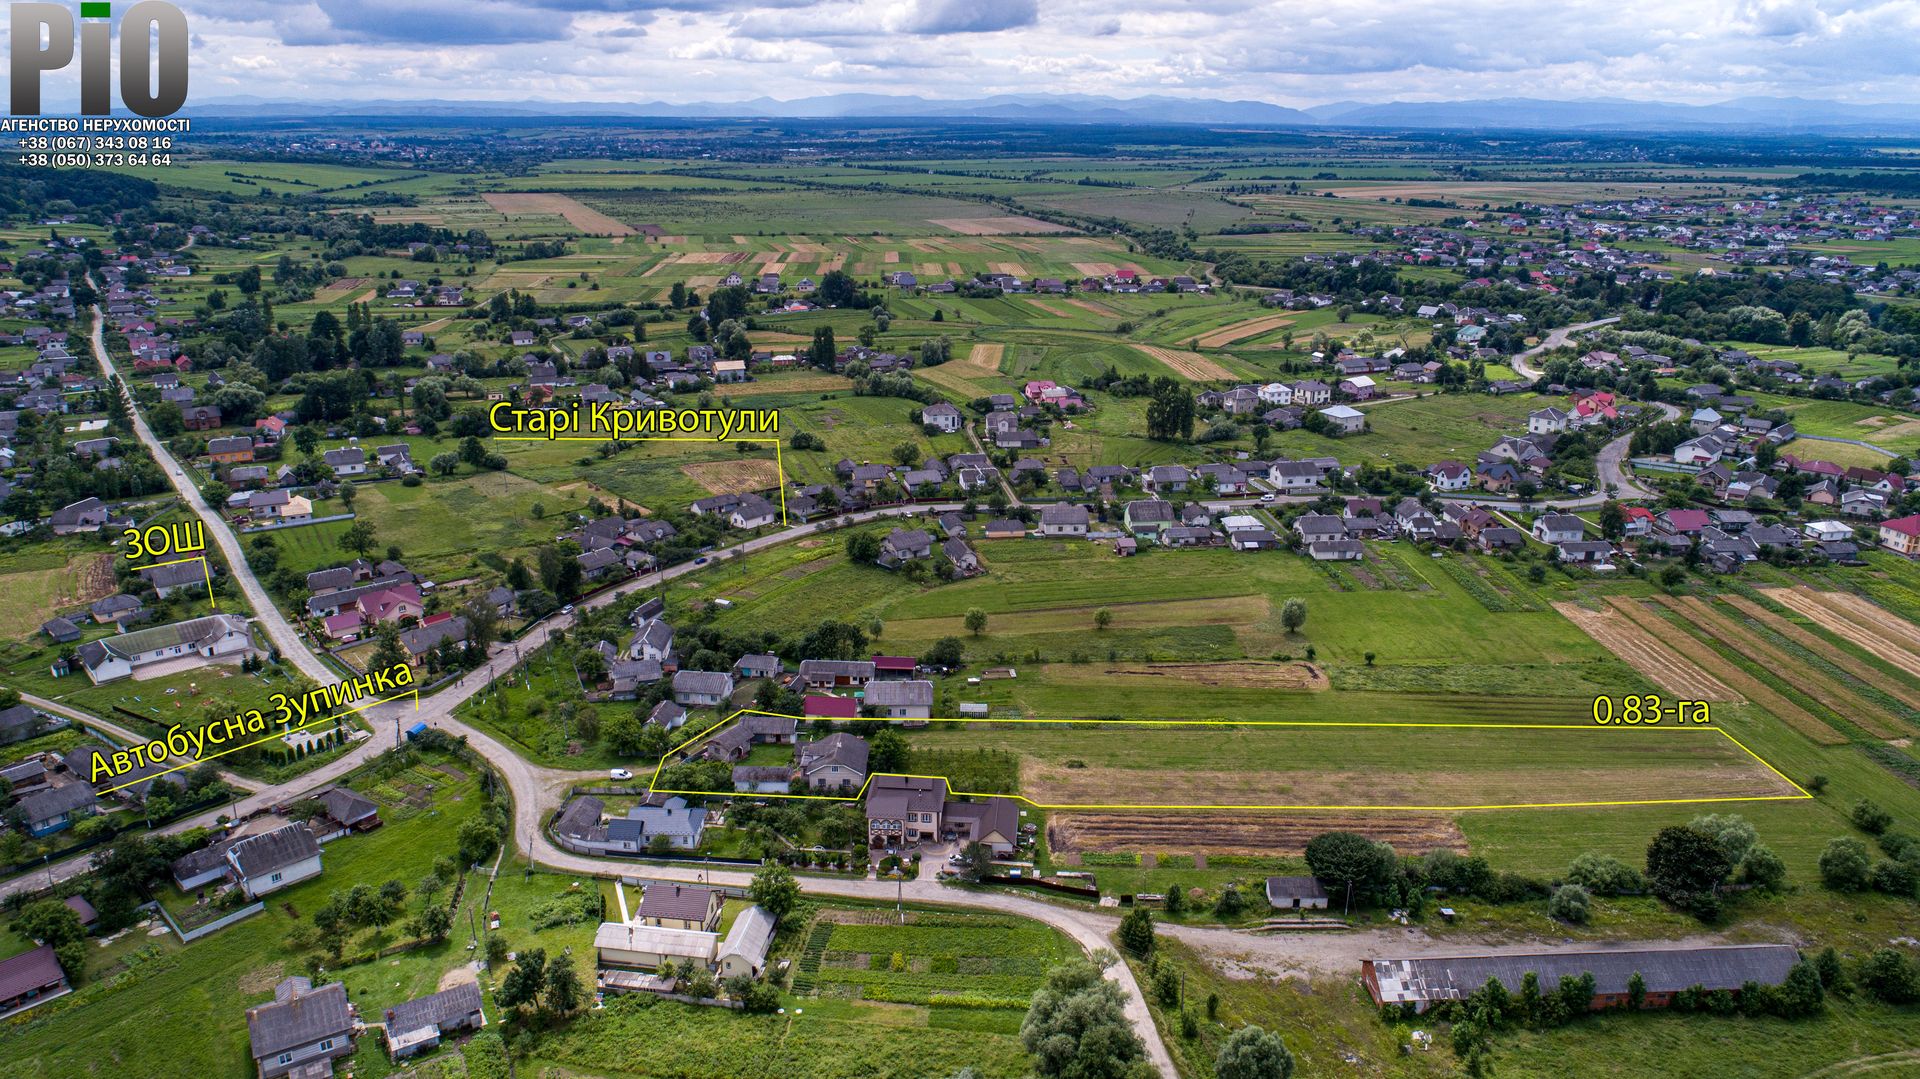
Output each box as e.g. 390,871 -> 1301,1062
247,977 -> 354,1078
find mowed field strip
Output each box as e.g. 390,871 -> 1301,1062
656,710 -> 1807,812
479,192 -> 636,235
1656,594 -> 1914,739
1187,312 -> 1295,348
1722,593 -> 1920,712
1603,596 -> 1847,745
1764,586 -> 1920,668
1134,345 -> 1235,381
1552,600 -> 1735,701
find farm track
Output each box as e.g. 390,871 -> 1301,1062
1552,600 -> 1735,702
1657,595 -> 1907,739
1722,594 -> 1920,712
1763,587 -> 1920,670
1603,597 -> 1847,745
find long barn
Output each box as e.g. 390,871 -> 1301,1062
1363,944 -> 1800,1012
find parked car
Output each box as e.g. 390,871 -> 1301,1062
1260,492 -> 1277,503
610,768 -> 633,780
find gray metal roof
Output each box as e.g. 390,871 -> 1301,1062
1366,945 -> 1800,1005
228,823 -> 320,879
247,980 -> 351,1059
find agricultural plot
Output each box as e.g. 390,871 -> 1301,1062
904,722 -> 1798,810
480,192 -> 637,235
1763,586 -> 1920,664
1722,593 -> 1920,712
1653,595 -> 1916,739
1553,600 -> 1736,701
1601,596 -> 1848,745
1050,810 -> 1468,857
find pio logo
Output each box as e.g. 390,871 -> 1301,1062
10,1 -> 189,117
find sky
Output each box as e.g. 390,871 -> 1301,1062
19,0 -> 1920,108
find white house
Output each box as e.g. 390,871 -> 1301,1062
74,614 -> 253,684
1039,503 -> 1090,536
1320,405 -> 1366,435
227,823 -> 324,898
1803,520 -> 1854,543
1528,408 -> 1569,435
1428,462 -> 1471,492
1531,514 -> 1586,545
1257,382 -> 1293,406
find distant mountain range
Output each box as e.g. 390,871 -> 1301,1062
184,92 -> 1920,133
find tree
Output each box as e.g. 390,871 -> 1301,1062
338,520 -> 378,559
1094,608 -> 1113,631
964,607 -> 988,636
1279,598 -> 1307,634
1688,813 -> 1758,866
1304,831 -> 1395,914
15,900 -> 87,981
367,624 -> 408,676
845,531 -> 881,564
1144,376 -> 1195,441
543,955 -> 584,1014
1851,799 -> 1894,835
925,637 -> 965,669
430,452 -> 458,476
1214,883 -> 1247,917
749,864 -> 800,924
1117,907 -> 1155,956
869,729 -> 909,773
1819,836 -> 1873,892
1626,972 -> 1647,1011
1215,1025 -> 1296,1079
1020,959 -> 1145,1079
1777,960 -> 1826,1018
1645,825 -> 1733,917
496,948 -> 547,1009
457,815 -> 502,867
958,841 -> 993,883
1739,844 -> 1788,892
1566,852 -> 1642,896
1860,949 -> 1920,1004
1548,884 -> 1591,924
1598,499 -> 1626,539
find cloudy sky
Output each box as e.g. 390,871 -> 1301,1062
30,0 -> 1920,108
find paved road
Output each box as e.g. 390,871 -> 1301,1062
1598,400 -> 1682,499
1510,316 -> 1620,381
20,693 -> 263,793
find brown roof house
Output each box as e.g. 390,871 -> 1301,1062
865,775 -> 948,848
798,733 -> 869,791
0,944 -> 70,1018
636,883 -> 723,932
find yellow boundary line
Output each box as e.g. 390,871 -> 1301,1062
124,553 -> 218,611
648,709 -> 1812,813
497,434 -> 788,525
95,688 -> 420,796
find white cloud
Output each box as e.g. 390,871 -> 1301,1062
167,0 -> 1920,106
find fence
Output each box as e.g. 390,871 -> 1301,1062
980,874 -> 1100,899
239,512 -> 355,534
143,897 -> 266,942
